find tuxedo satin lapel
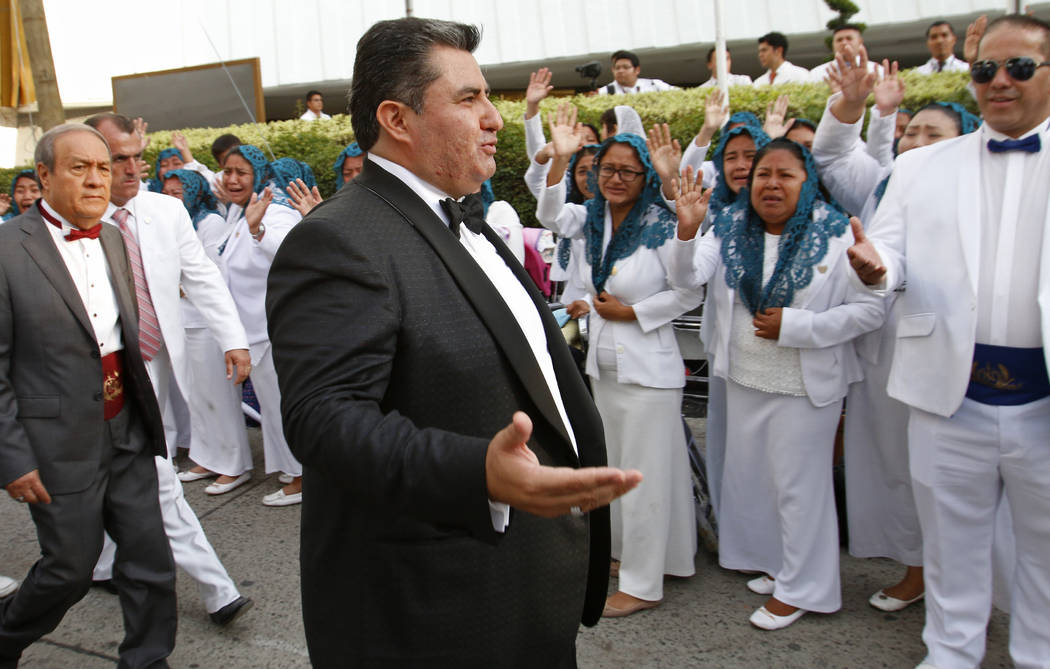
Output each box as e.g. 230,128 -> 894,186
357,164 -> 576,461
19,212 -> 94,340
957,133 -> 982,298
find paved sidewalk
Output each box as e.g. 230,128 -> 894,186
0,423 -> 1011,668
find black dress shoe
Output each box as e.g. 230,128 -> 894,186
92,579 -> 118,595
210,596 -> 253,626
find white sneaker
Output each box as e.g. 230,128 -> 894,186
0,575 -> 18,599
262,489 -> 302,507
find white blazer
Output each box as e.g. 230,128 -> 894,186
218,199 -> 301,354
104,193 -> 248,397
537,180 -> 702,389
669,225 -> 884,407
866,129 -> 1050,417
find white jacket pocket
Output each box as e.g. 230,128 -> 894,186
896,312 -> 935,338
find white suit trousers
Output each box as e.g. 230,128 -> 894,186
93,457 -> 240,613
719,380 -> 843,613
909,395 -> 1050,669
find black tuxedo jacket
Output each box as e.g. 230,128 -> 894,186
267,161 -> 610,668
0,207 -> 166,492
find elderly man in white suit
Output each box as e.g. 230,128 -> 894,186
85,113 -> 253,626
849,15 -> 1050,669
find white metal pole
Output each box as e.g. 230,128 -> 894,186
713,0 -> 730,111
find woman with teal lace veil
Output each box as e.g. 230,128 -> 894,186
669,138 -> 885,631
537,108 -> 702,619
332,142 -> 364,189
812,61 -> 983,617
1,170 -> 39,221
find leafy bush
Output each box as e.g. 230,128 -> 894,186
2,72 -> 972,226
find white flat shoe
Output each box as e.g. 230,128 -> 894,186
205,472 -> 251,496
0,575 -> 18,599
177,469 -> 218,482
747,575 -> 775,595
749,605 -> 806,630
915,662 -> 940,669
869,589 -> 924,612
262,489 -> 302,507
278,473 -> 294,484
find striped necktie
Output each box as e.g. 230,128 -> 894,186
112,208 -> 163,361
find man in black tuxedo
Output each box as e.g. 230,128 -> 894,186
266,16 -> 642,669
0,124 -> 176,667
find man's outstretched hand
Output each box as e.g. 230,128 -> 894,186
486,412 -> 642,518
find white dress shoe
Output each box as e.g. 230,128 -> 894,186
262,489 -> 302,507
177,469 -> 219,482
749,605 -> 806,630
747,575 -> 775,595
205,472 -> 252,496
278,473 -> 294,485
0,575 -> 18,599
869,589 -> 924,612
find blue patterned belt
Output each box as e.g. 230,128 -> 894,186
966,344 -> 1050,406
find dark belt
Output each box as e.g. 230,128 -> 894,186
966,344 -> 1050,406
102,351 -> 125,420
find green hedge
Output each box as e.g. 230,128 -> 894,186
2,71 -> 972,226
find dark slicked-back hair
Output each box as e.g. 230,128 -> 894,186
758,32 -> 789,57
84,112 -> 135,134
833,23 -> 864,36
306,90 -> 323,100
611,50 -> 640,67
706,46 -> 732,63
980,14 -> 1050,59
211,133 -> 242,164
926,20 -> 955,37
349,17 -> 481,151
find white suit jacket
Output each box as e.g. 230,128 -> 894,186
104,192 -> 248,396
669,226 -> 884,407
865,129 -> 1050,417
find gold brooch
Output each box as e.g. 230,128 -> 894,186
970,362 -> 1022,391
103,371 -> 124,401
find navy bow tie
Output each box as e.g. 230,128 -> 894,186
987,134 -> 1041,154
440,194 -> 485,236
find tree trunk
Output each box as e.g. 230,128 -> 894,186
17,0 -> 63,130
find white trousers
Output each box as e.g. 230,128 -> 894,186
720,380 -> 842,613
93,456 -> 240,613
251,345 -> 301,477
909,396 -> 1050,669
184,328 -> 252,476
844,351 -> 923,566
592,376 -> 696,601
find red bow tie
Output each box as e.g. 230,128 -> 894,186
38,201 -> 102,241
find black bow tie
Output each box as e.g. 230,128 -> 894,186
440,194 -> 485,237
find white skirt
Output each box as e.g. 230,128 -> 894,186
592,374 -> 696,601
250,344 -> 302,477
184,327 -> 253,477
719,379 -> 842,613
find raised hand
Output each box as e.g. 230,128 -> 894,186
646,123 -> 682,194
671,166 -> 712,241
525,67 -> 554,119
547,102 -> 582,160
752,308 -> 783,339
132,116 -> 150,153
136,157 -> 151,182
485,411 -> 643,518
846,217 -> 886,285
693,88 -> 728,149
286,178 -> 323,217
171,131 -> 194,162
245,186 -> 273,236
763,94 -> 791,138
872,59 -> 904,116
964,15 -> 987,64
212,178 -> 231,205
0,193 -> 10,217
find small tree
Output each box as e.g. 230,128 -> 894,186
824,0 -> 866,52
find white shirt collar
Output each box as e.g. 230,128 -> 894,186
39,198 -> 74,231
366,153 -> 455,228
982,114 -> 1050,143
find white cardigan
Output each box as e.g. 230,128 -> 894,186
537,179 -> 701,388
668,221 -> 884,407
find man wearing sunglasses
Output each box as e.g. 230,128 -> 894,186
848,14 -> 1050,669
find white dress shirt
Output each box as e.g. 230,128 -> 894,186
808,59 -> 882,84
598,78 -> 677,95
976,117 -> 1050,348
299,110 -> 331,121
39,199 -> 123,355
753,61 -> 811,86
367,153 -> 579,530
700,73 -> 754,88
916,54 -> 969,74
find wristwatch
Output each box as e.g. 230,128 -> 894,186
251,222 -> 266,240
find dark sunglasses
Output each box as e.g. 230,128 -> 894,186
970,57 -> 1050,83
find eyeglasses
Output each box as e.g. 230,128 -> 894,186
970,57 -> 1050,83
597,165 -> 645,183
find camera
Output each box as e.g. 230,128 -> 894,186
575,61 -> 602,91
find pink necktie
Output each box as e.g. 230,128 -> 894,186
112,208 -> 162,361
